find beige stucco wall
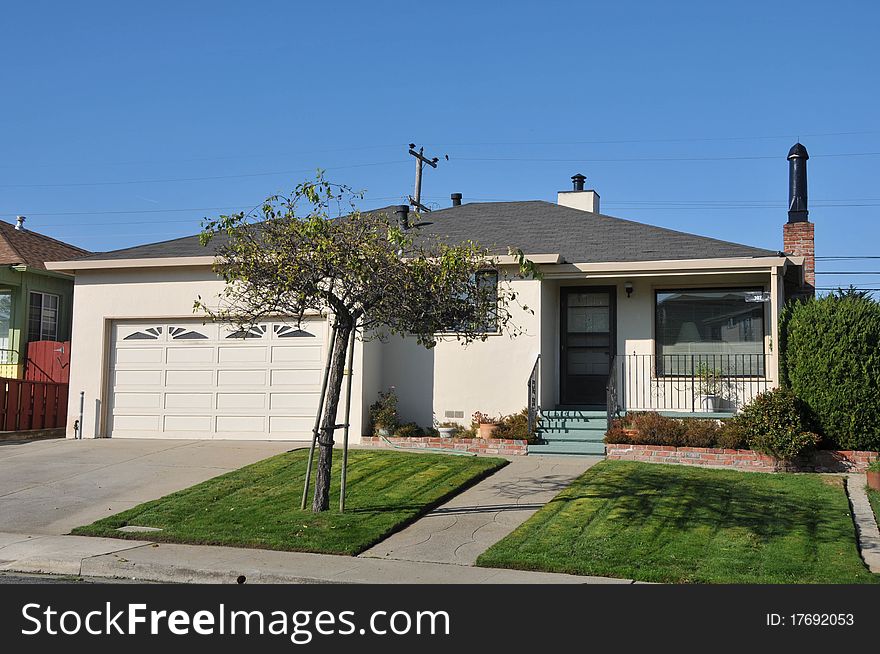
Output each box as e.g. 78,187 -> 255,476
66,260 -> 782,441
66,266 -> 367,441
374,275 -> 542,428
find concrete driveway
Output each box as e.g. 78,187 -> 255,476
0,438 -> 298,535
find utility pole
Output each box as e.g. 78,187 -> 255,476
408,143 -> 440,212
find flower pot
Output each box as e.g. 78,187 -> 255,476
867,470 -> 880,491
438,427 -> 455,438
698,394 -> 717,412
478,423 -> 497,439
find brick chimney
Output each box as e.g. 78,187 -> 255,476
783,143 -> 815,295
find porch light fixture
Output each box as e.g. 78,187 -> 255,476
624,281 -> 634,298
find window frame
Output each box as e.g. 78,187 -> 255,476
653,286 -> 767,378
28,291 -> 61,342
437,268 -> 500,335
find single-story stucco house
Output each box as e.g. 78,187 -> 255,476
47,145 -> 816,454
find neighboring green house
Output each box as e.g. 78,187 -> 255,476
0,217 -> 89,378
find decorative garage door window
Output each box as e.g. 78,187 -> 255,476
169,326 -> 208,340
123,326 -> 163,340
226,324 -> 267,339
108,319 -> 327,440
274,324 -> 316,338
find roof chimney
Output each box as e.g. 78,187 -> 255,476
15,216 -> 25,231
787,143 -> 809,223
394,204 -> 410,229
450,193 -> 462,207
557,173 -> 600,213
783,143 -> 814,297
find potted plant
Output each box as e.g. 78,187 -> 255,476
695,363 -> 723,412
369,388 -> 399,437
437,421 -> 458,438
867,459 -> 880,491
472,411 -> 499,439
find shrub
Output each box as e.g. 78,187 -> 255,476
715,420 -> 748,450
866,459 -> 880,473
369,388 -> 399,431
780,293 -> 880,450
393,422 -> 437,438
680,420 -> 721,448
629,412 -> 686,446
493,409 -> 535,442
733,388 -> 820,460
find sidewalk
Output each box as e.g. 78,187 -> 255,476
0,532 -> 633,584
361,455 -> 601,565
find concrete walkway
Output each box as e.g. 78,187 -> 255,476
0,532 -> 633,584
845,474 -> 880,573
361,455 -> 601,565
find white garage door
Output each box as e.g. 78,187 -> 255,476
107,318 -> 326,439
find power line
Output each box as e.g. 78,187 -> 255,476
455,151 -> 880,164
814,271 -> 880,275
0,160 -> 409,189
816,256 -> 880,260
5,130 -> 874,171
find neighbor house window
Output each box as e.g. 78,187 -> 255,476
28,292 -> 60,342
0,290 -> 11,364
655,288 -> 765,376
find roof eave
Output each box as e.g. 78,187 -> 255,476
45,255 -> 217,273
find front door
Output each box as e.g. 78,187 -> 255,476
560,287 -> 615,406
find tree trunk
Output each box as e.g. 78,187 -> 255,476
311,323 -> 352,512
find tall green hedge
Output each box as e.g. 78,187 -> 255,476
780,294 -> 880,451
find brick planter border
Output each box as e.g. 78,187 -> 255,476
362,436 -> 528,456
606,443 -> 879,473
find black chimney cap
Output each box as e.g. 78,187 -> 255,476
571,173 -> 586,191
394,204 -> 410,229
788,143 -> 809,160
450,192 -> 462,206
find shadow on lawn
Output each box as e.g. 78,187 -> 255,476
550,465 -> 852,546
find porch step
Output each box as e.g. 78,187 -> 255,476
536,431 -> 605,443
528,441 -> 606,456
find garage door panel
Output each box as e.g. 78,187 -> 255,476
216,393 -> 265,410
269,416 -> 313,434
115,348 -> 164,364
114,370 -> 163,386
113,392 -> 162,409
163,415 -> 213,432
164,393 -> 213,409
109,319 -> 324,440
269,392 -> 321,412
270,369 -> 322,387
218,369 -> 266,386
271,346 -> 322,364
166,347 -> 215,364
216,416 -> 266,432
218,347 -> 267,363
111,415 -> 161,431
165,369 -> 214,386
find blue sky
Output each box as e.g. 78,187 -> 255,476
1,1 -> 877,291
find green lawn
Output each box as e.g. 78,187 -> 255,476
73,449 -> 506,555
868,487 -> 880,526
477,460 -> 878,584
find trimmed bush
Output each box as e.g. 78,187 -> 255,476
629,412 -> 686,445
493,409 -> 535,442
680,420 -> 722,448
733,388 -> 820,460
780,293 -> 880,451
715,420 -> 748,450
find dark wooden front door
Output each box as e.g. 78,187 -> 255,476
560,287 -> 615,406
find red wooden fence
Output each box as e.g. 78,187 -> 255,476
24,340 -> 70,384
0,378 -> 68,431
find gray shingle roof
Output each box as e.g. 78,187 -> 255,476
75,200 -> 778,264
